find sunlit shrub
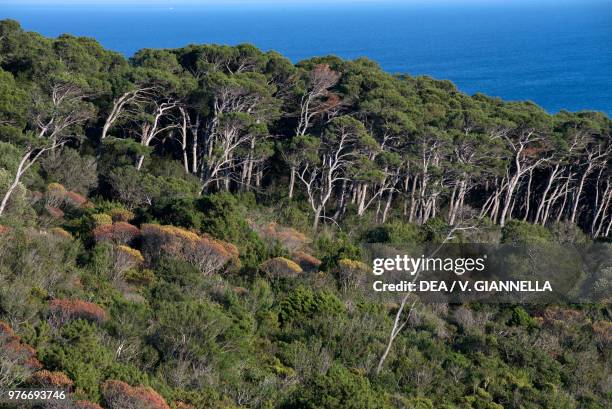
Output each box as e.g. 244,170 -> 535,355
93,222 -> 140,245
140,224 -> 238,275
173,402 -> 197,409
335,258 -> 369,292
106,245 -> 146,282
45,183 -> 67,208
260,257 -> 303,278
124,268 -> 156,287
109,208 -> 135,223
50,227 -> 73,240
279,287 -> 344,324
91,213 -> 113,226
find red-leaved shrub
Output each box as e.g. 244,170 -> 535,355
101,380 -> 170,409
45,205 -> 65,219
30,370 -> 73,389
64,191 -> 88,208
292,251 -> 322,272
49,299 -> 108,326
0,320 -> 42,372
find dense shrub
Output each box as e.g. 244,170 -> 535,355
140,224 -> 238,275
364,220 -> 422,244
501,220 -> 552,244
279,287 -> 344,324
40,148 -> 98,194
197,193 -> 268,268
290,364 -> 388,409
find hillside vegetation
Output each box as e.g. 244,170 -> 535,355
0,20 -> 610,409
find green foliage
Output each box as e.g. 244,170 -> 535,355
508,306 -> 538,329
501,220 -> 552,244
364,220 -> 422,245
289,364 -> 389,409
316,233 -> 362,272
279,286 -> 344,324
197,192 -> 268,268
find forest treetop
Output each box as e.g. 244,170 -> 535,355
0,18 -> 610,237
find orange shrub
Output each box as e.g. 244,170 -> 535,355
260,257 -> 303,278
64,191 -> 88,208
45,205 -> 65,218
0,225 -> 10,235
49,299 -> 108,325
292,251 -> 322,272
140,224 -> 238,275
101,380 -> 170,409
93,222 -> 140,245
256,222 -> 308,252
30,370 -> 73,389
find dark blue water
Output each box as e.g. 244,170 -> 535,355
2,1 -> 611,116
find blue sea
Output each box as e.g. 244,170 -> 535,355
1,1 -> 611,116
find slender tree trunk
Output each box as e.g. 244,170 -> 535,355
570,164 -> 593,224
535,164 -> 560,224
382,189 -> 394,223
523,169 -> 533,221
288,165 -> 296,199
556,176 -> 571,223
136,155 -> 145,171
